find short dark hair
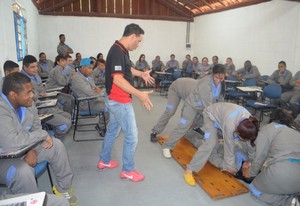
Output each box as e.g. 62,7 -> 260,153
23,55 -> 38,67
269,108 -> 300,131
98,59 -> 106,64
96,53 -> 103,60
212,64 -> 226,96
2,72 -> 31,96
39,52 -> 45,58
3,60 -> 19,73
54,55 -> 66,66
122,23 -> 144,37
65,55 -> 72,59
278,61 -> 286,67
59,34 -> 65,39
236,116 -> 259,146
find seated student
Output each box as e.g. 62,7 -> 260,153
151,55 -> 165,87
135,54 -> 150,88
224,57 -> 235,78
165,54 -> 179,71
182,54 -> 193,72
150,77 -> 198,142
281,70 -> 300,116
72,52 -> 82,68
267,61 -> 293,91
198,57 -> 210,79
233,60 -> 263,86
71,57 -> 107,113
21,55 -> 72,139
183,102 -> 258,186
0,72 -> 78,205
38,52 -> 54,80
205,56 -> 219,75
192,56 -> 200,79
242,109 -> 300,206
65,54 -> 75,77
96,52 -> 104,61
45,54 -> 75,114
93,59 -> 106,87
161,64 -> 226,158
0,60 -> 20,91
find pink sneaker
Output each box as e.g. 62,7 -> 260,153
97,160 -> 119,170
120,170 -> 145,182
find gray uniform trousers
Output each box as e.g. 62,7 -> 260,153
251,161 -> 300,206
38,107 -> 72,139
162,75 -> 221,150
0,193 -> 69,206
186,102 -> 252,172
152,78 -> 197,134
0,138 -> 73,194
57,93 -> 74,115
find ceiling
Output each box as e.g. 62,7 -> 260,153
32,0 -> 297,22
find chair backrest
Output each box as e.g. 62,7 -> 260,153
173,70 -> 181,80
263,84 -> 282,99
165,68 -> 175,74
243,78 -> 257,86
261,75 -> 269,81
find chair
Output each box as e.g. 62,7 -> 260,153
159,70 -> 181,96
34,161 -> 54,190
0,161 -> 53,193
246,84 -> 282,122
225,78 -> 257,105
181,67 -> 193,78
72,91 -> 107,142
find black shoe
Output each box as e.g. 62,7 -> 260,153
150,132 -> 157,143
193,127 -> 204,136
233,168 -> 255,184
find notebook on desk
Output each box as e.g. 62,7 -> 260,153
45,86 -> 64,92
0,192 -> 46,206
38,91 -> 60,99
0,140 -> 43,159
36,99 -> 57,109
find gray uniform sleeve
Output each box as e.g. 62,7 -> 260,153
223,125 -> 237,171
279,71 -> 292,86
248,127 -> 271,176
0,106 -> 47,151
52,69 -> 70,86
289,71 -> 300,86
267,71 -> 277,84
71,76 -> 96,97
243,66 -> 260,79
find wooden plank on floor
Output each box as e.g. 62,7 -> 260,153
157,135 -> 249,200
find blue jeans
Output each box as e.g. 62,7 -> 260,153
100,97 -> 138,172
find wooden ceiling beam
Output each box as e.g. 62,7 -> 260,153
156,0 -> 193,19
39,0 -> 77,12
194,0 -> 271,16
198,0 -> 213,9
39,11 -> 194,22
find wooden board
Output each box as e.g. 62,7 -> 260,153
157,135 -> 249,200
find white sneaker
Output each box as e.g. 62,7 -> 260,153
163,148 -> 172,158
291,197 -> 300,206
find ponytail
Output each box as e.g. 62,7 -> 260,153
236,116 -> 259,147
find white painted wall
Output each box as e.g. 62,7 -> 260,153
0,0 -> 40,76
193,0 -> 300,75
37,16 -> 192,66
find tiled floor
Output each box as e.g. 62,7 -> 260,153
1,90 -> 267,206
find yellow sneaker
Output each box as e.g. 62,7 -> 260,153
53,185 -> 78,206
183,172 -> 196,186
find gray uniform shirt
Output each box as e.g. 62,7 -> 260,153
45,66 -> 71,90
185,75 -> 224,110
204,102 -> 254,170
235,65 -> 262,81
0,95 -> 47,151
289,71 -> 300,91
249,122 -> 300,177
38,60 -> 54,78
71,71 -> 105,111
57,43 -> 73,56
267,69 -> 292,86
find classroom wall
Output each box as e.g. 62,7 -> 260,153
193,0 -> 300,75
37,16 -> 192,66
0,0 -> 40,76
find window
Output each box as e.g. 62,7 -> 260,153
12,3 -> 28,61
